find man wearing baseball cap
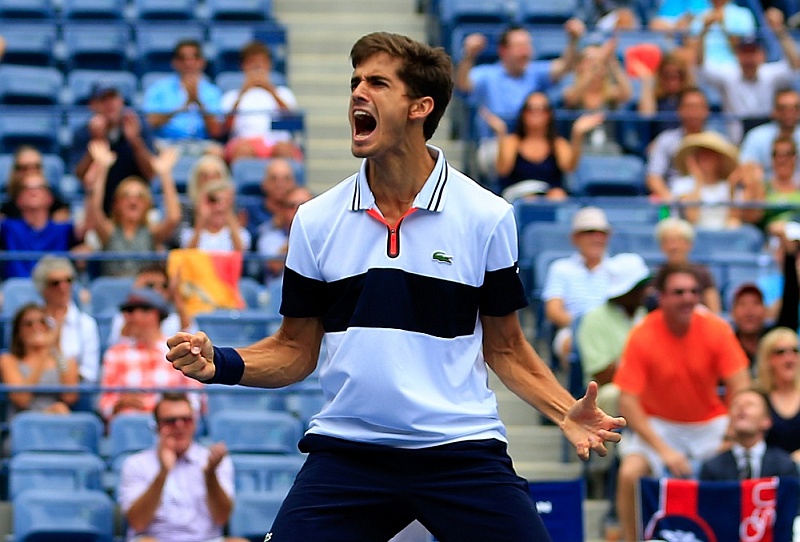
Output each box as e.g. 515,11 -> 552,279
72,81 -> 156,215
543,206 -> 612,366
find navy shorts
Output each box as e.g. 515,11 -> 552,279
266,434 -> 553,542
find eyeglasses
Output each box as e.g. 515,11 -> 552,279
119,191 -> 147,199
772,347 -> 800,355
20,317 -> 48,328
776,104 -> 800,111
21,183 -> 48,192
142,281 -> 168,290
46,277 -> 73,288
121,305 -> 155,314
158,416 -> 194,426
14,162 -> 42,172
175,54 -> 201,61
666,287 -> 700,297
772,150 -> 796,158
524,104 -> 550,112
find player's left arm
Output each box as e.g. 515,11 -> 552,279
482,312 -> 626,460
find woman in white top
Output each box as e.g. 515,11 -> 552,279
179,179 -> 251,251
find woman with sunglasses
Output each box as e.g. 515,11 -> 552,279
482,91 -> 604,199
82,140 -> 181,277
0,145 -> 70,222
0,303 -> 79,418
755,327 -> 800,461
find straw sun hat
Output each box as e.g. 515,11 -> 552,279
674,131 -> 739,179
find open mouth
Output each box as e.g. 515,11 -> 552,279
353,110 -> 377,139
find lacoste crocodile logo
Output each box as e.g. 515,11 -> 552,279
432,250 -> 453,264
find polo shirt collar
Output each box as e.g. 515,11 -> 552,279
349,144 -> 449,213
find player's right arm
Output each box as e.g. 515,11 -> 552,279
166,316 -> 324,388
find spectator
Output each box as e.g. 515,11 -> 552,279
118,392 -> 247,542
1,145 -> 70,222
687,0 -> 757,68
179,180 -> 251,252
699,388 -> 797,480
577,253 -> 650,416
736,88 -> 800,184
481,91 -> 604,198
671,130 -> 743,229
542,207 -> 611,366
32,256 -> 100,384
108,263 -> 197,345
561,39 -> 633,155
257,185 -> 314,283
0,303 -> 79,418
646,87 -> 714,200
738,136 -> 800,228
98,288 -> 203,421
0,172 -> 86,279
72,83 -> 156,216
636,51 -> 695,118
694,9 -> 800,142
654,217 -> 722,312
142,39 -> 223,154
186,154 -> 233,205
756,327 -> 800,461
613,263 -> 750,542
454,22 -> 585,180
221,41 -> 302,164
731,230 -> 800,369
245,157 -> 298,234
82,141 -> 181,277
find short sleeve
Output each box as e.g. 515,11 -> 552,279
478,206 -> 527,316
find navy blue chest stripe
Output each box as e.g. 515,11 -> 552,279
281,265 -> 528,338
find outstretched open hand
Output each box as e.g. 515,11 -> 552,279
561,381 -> 626,461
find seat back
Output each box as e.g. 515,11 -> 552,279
10,411 -> 104,455
88,275 -> 135,318
0,106 -> 61,154
13,489 -> 115,542
62,23 -> 131,72
571,154 -> 646,196
106,412 -> 156,462
9,451 -> 106,500
206,0 -> 272,21
207,384 -> 286,414
228,489 -> 288,539
206,410 -> 303,454
0,65 -> 62,106
230,453 -> 305,493
196,309 -> 282,347
60,0 -> 126,20
132,0 -> 196,20
528,478 -> 585,542
134,22 -> 205,75
0,22 -> 57,66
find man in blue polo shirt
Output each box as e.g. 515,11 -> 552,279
167,32 -> 625,541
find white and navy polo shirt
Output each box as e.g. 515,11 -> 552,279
282,146 -> 528,448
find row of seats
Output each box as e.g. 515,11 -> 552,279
0,0 -> 274,22
1,19 -> 288,77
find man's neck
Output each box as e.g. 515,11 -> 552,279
367,144 -> 436,225
21,208 -> 49,230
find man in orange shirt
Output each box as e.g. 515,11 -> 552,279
612,263 -> 750,542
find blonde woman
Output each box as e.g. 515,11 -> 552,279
1,303 -> 79,418
83,140 -> 181,276
756,327 -> 800,461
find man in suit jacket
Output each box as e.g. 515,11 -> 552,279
700,388 -> 798,480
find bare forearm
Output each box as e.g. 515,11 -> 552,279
618,393 -> 670,455
204,472 -> 233,525
126,470 -> 167,531
129,137 -> 155,180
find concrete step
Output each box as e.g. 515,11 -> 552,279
506,425 -> 576,465
515,460 -> 582,481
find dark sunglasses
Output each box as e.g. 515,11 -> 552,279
158,416 -> 194,426
772,347 -> 800,356
667,288 -> 700,297
47,277 -> 73,288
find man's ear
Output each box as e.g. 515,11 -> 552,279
409,96 -> 434,120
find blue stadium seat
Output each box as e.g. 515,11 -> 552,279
512,199 -> 580,229
132,0 -> 196,20
571,154 -> 647,196
206,384 -> 286,414
285,387 -> 326,428
62,22 -> 130,72
13,489 -> 115,542
66,70 -> 137,106
60,0 -> 126,20
0,106 -> 62,155
449,23 -> 503,64
206,410 -> 303,454
230,454 -> 305,493
10,411 -> 104,455
195,309 -> 282,347
0,65 -> 62,106
0,0 -> 55,19
238,276 -> 265,308
529,24 -> 571,61
722,259 -> 762,311
692,225 -> 765,257
208,22 -> 287,75
88,275 -> 135,317
518,0 -> 579,24
589,196 -> 662,226
231,157 -> 304,195
133,22 -> 205,75
610,225 -> 660,254
106,412 -> 156,463
228,489 -> 288,540
0,22 -> 57,66
437,0 -> 509,55
0,277 -> 42,318
206,0 -> 272,21
9,451 -> 106,500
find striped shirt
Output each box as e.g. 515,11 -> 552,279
282,146 -> 528,448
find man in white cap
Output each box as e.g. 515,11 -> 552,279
542,206 -> 611,367
576,253 -> 650,416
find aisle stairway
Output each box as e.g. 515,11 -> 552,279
271,2 -> 611,539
